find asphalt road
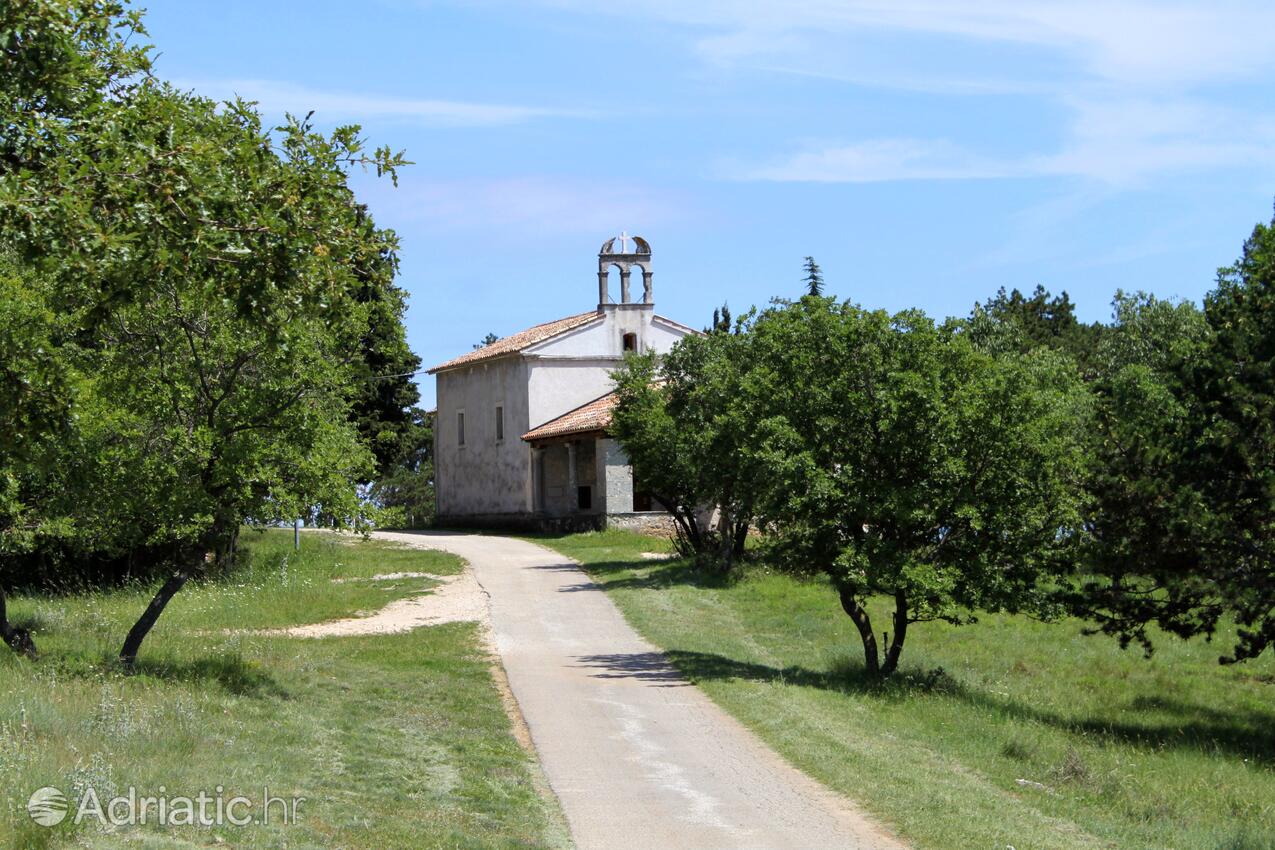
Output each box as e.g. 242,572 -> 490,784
375,530 -> 906,850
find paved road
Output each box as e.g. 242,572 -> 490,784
376,531 -> 905,850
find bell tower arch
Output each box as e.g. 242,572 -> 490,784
597,231 -> 653,307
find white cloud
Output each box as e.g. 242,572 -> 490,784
737,138 -> 1013,182
734,96 -> 1275,184
363,175 -> 693,236
175,78 -> 589,127
536,0 -> 1275,89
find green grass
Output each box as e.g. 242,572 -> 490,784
1,529 -> 570,849
537,529 -> 1275,850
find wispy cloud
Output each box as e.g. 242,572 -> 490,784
175,78 -> 590,127
736,138 -> 1013,182
536,1 -> 1275,90
732,96 -> 1275,184
363,175 -> 694,236
515,1 -> 1275,187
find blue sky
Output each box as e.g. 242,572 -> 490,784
141,1 -> 1275,406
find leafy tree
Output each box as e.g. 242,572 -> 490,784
611,333 -> 757,569
740,298 -> 1091,676
802,256 -> 824,297
0,260 -> 71,655
474,332 -> 499,349
0,1 -> 411,664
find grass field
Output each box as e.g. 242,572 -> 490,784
538,529 -> 1275,850
1,529 -> 570,850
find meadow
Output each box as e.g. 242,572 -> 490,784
540,529 -> 1275,850
0,530 -> 569,849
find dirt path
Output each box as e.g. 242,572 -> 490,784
260,568 -> 487,638
374,530 -> 907,850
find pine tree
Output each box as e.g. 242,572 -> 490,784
803,256 -> 824,296
708,302 -> 732,334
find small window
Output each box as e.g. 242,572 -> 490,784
622,332 -> 638,352
457,411 -> 466,447
495,405 -> 504,442
577,486 -> 593,511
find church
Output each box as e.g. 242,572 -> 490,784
428,235 -> 698,530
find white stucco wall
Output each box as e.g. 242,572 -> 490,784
434,357 -> 532,516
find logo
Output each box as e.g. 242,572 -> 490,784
27,787 -> 69,827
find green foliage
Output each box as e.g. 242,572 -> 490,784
369,407 -> 436,528
972,284 -> 1104,372
611,353 -> 715,557
617,293 -> 1092,674
1191,218 -> 1275,660
1073,214 -> 1275,664
706,301 -> 732,334
737,298 -> 1092,675
1067,293 -> 1213,654
474,331 -> 499,349
802,256 -> 824,297
0,0 -> 417,660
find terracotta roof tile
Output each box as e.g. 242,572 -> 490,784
522,391 -> 619,442
427,310 -> 603,373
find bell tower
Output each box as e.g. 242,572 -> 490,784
597,232 -> 653,308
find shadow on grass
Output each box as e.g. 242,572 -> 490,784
613,647 -> 1275,764
578,559 -> 740,593
128,654 -> 288,697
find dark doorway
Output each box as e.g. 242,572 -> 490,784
632,478 -> 653,512
577,486 -> 593,511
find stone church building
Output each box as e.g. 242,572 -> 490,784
428,235 -> 697,529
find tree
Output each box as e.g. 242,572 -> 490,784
346,239 -> 423,479
369,407 -> 436,528
740,298 -> 1091,676
0,260 -> 71,656
802,256 -> 824,297
1191,217 -> 1275,661
1065,293 -> 1212,655
707,302 -> 732,334
611,331 -> 757,569
474,332 -> 499,349
0,1 -> 411,665
973,285 -> 1104,373
1071,213 -> 1275,664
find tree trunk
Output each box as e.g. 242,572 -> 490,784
880,590 -> 909,676
731,520 -> 749,559
119,570 -> 192,667
714,507 -> 737,572
838,587 -> 880,676
0,587 -> 37,658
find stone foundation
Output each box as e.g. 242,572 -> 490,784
605,512 -> 677,535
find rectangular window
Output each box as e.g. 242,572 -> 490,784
495,405 -> 504,442
623,332 -> 638,352
577,485 -> 593,511
457,411 -> 466,447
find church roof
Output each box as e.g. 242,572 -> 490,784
427,311 -> 603,373
522,391 -> 619,443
